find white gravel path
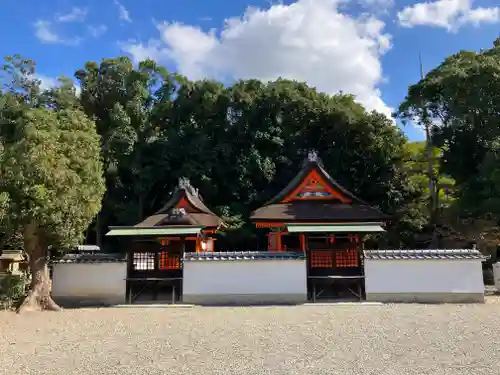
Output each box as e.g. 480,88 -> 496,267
2,299 -> 500,375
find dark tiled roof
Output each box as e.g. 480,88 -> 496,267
250,153 -> 388,222
53,253 -> 126,264
155,179 -> 216,216
363,249 -> 487,260
183,251 -> 306,261
135,212 -> 222,228
134,214 -> 167,227
134,178 -> 225,229
251,201 -> 388,222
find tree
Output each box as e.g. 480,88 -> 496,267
41,76 -> 81,110
72,55 -> 419,250
76,59 -> 418,247
397,141 -> 458,247
397,38 -> 500,251
397,38 -> 500,216
0,56 -> 105,311
75,57 -> 177,247
404,142 -> 455,211
150,77 -> 417,248
0,108 -> 105,312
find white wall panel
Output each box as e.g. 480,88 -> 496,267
52,262 -> 127,304
183,260 -> 307,296
493,263 -> 500,290
365,259 -> 484,294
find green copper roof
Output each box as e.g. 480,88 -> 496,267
286,223 -> 385,233
106,226 -> 203,236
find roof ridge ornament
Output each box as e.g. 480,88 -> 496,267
303,149 -> 323,167
179,177 -> 191,189
307,150 -> 318,162
178,177 -> 199,196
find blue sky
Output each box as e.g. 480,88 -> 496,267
1,0 -> 499,141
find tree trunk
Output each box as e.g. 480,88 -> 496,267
95,213 -> 102,249
17,224 -> 62,313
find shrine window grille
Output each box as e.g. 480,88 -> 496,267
132,252 -> 155,271
310,250 -> 334,268
310,249 -> 359,268
159,251 -> 181,270
335,248 -> 359,268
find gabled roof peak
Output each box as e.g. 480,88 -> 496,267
156,177 -> 214,216
134,179 -> 226,228
263,151 -> 363,206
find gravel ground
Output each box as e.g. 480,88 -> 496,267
2,298 -> 500,375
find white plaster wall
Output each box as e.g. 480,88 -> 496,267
493,263 -> 500,290
364,259 -> 484,294
52,262 -> 127,303
183,260 -> 307,296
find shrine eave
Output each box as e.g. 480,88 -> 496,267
250,202 -> 390,223
106,225 -> 204,237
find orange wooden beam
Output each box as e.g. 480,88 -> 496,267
256,222 -> 286,228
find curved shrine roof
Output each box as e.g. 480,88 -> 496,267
134,178 -> 225,229
250,152 -> 389,223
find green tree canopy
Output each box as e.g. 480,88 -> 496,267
397,38 -> 500,251
398,38 -> 500,220
0,56 -> 105,312
75,57 -> 177,246
73,56 -> 417,248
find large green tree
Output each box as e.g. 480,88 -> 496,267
398,38 -> 500,217
75,57 -> 177,247
76,55 -> 418,247
72,55 -> 419,248
398,38 -> 500,251
0,56 -> 105,311
139,76 -> 417,248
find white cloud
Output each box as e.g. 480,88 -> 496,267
397,0 -> 500,31
114,0 -> 132,22
88,24 -> 107,38
34,7 -> 88,46
121,0 -> 393,117
34,20 -> 63,44
56,7 -> 88,23
462,6 -> 500,24
120,39 -> 166,62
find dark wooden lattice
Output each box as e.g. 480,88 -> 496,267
159,251 -> 181,270
133,252 -> 155,270
310,250 -> 333,268
335,248 -> 359,268
310,248 -> 359,268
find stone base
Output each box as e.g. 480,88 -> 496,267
366,292 -> 485,304
182,293 -> 308,306
52,295 -> 126,308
